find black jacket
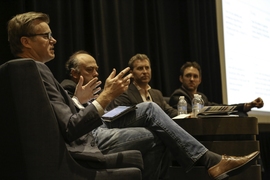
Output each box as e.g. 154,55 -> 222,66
107,83 -> 178,118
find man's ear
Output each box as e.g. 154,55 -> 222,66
179,75 -> 183,83
20,37 -> 32,49
71,69 -> 80,79
130,69 -> 134,78
70,69 -> 81,84
198,76 -> 202,84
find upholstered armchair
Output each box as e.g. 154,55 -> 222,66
0,59 -> 143,180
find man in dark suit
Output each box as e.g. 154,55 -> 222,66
107,53 -> 178,118
7,11 -> 261,180
7,11 -> 147,172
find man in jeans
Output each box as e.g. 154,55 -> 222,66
61,50 -> 170,179
8,11 -> 259,180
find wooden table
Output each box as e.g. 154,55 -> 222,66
169,117 -> 261,180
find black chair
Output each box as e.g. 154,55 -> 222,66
0,59 -> 143,180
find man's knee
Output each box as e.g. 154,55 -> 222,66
93,127 -> 157,153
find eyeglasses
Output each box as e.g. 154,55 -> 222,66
26,32 -> 53,40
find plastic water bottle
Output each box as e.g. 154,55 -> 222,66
177,96 -> 187,115
192,94 -> 204,117
198,94 -> 204,110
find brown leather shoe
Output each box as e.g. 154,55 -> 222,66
208,151 -> 259,180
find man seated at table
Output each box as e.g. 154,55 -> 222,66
169,61 -> 264,116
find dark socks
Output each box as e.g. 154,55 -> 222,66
197,151 -> 222,169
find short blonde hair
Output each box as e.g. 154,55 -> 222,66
128,53 -> 150,70
7,12 -> 50,56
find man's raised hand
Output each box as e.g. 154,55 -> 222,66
74,76 -> 102,104
96,67 -> 132,108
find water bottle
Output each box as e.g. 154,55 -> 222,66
198,94 -> 204,110
192,94 -> 204,117
177,96 -> 187,115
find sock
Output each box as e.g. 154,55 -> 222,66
197,151 -> 222,169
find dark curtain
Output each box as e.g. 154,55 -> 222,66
0,0 -> 222,103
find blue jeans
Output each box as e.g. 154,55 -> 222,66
92,126 -> 171,180
102,102 -> 208,172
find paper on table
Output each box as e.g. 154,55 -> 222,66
172,114 -> 191,120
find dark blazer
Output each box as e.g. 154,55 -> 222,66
36,61 -> 105,162
36,62 -> 102,141
169,86 -> 246,116
107,83 -> 178,118
61,79 -> 77,97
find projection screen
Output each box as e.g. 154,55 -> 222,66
216,0 -> 270,122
